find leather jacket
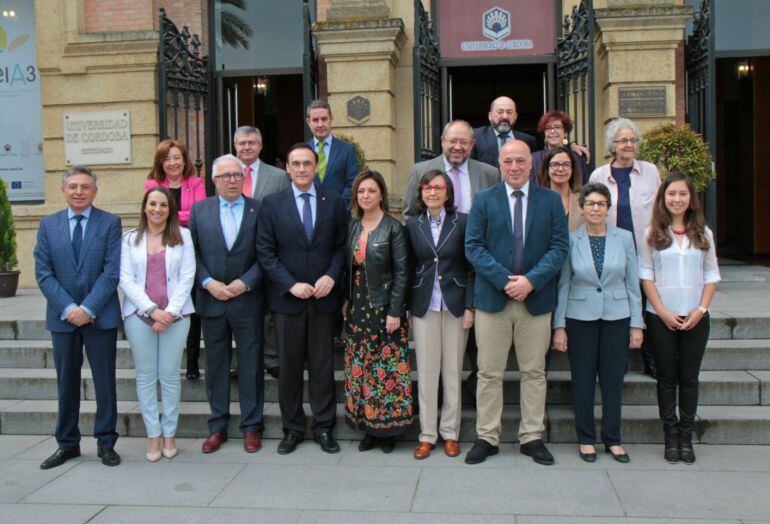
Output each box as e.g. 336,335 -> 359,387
346,213 -> 409,317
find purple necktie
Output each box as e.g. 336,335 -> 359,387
448,167 -> 463,211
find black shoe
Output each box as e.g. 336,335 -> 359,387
464,439 -> 499,465
314,432 -> 340,454
40,447 -> 81,470
578,445 -> 597,463
186,365 -> 200,380
664,431 -> 680,464
380,437 -> 395,454
520,439 -> 555,466
277,432 -> 303,454
679,432 -> 696,464
97,447 -> 121,467
266,366 -> 280,379
358,434 -> 377,452
605,444 -> 630,463
643,361 -> 657,379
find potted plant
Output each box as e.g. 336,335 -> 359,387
637,123 -> 715,191
0,178 -> 19,298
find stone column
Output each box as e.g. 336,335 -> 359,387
313,0 -> 407,198
593,0 -> 691,160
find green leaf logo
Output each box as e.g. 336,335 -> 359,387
0,26 -> 7,52
7,34 -> 28,52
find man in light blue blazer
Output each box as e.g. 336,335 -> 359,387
34,165 -> 122,469
465,140 -> 568,466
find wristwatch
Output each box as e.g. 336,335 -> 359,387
697,305 -> 708,315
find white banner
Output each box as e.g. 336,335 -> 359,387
0,2 -> 44,202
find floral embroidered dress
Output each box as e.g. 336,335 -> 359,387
344,235 -> 415,437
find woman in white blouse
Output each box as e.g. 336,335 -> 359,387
639,172 -> 720,465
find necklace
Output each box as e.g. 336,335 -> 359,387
672,227 -> 686,235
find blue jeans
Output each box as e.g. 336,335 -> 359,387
124,315 -> 190,438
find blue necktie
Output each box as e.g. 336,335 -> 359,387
222,202 -> 237,250
72,215 -> 84,262
300,193 -> 313,241
512,190 -> 524,274
498,133 -> 509,149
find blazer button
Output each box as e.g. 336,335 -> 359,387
438,275 -> 443,280
596,287 -> 601,293
434,257 -> 438,262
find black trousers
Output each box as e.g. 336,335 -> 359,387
201,310 -> 264,434
646,312 -> 710,434
639,285 -> 655,368
566,317 -> 629,446
52,325 -> 118,451
185,287 -> 201,368
275,301 -> 337,437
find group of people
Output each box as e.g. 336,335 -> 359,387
33,96 -> 719,472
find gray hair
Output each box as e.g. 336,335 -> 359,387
212,154 -> 243,177
62,165 -> 97,187
306,99 -> 331,117
579,182 -> 612,209
604,118 -> 642,156
441,119 -> 474,137
233,126 -> 262,144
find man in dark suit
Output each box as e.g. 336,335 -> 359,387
305,99 -> 358,208
464,140 -> 568,466
257,143 -> 348,455
188,154 -> 265,454
34,165 -> 122,469
234,125 -> 289,379
471,96 -> 537,169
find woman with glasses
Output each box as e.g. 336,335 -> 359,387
536,146 -> 585,232
531,110 -> 589,184
589,118 -> 661,378
404,170 -> 474,460
553,183 -> 643,463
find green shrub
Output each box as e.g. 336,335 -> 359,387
637,123 -> 715,192
0,179 -> 17,271
336,134 -> 368,173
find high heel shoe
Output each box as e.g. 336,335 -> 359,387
146,437 -> 162,462
162,437 -> 178,459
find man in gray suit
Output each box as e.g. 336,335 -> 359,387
234,125 -> 289,378
403,119 -> 499,219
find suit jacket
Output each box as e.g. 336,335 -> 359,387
405,211 -> 475,318
250,161 -> 290,202
256,186 -> 348,315
553,224 -> 643,329
465,182 -> 569,315
402,155 -> 499,219
34,207 -> 122,332
119,228 -> 196,319
188,196 -> 264,317
471,125 -> 538,169
308,136 -> 358,209
144,176 -> 207,226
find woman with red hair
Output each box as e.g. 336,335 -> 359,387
532,110 -> 589,184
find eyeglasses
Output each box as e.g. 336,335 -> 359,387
613,138 -> 638,145
583,200 -> 608,208
544,124 -> 564,132
548,161 -> 572,171
444,139 -> 472,147
422,184 -> 447,193
213,172 -> 244,181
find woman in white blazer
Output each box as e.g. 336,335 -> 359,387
120,186 -> 195,462
553,183 -> 643,463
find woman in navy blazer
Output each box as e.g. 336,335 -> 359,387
553,183 -> 643,463
404,170 -> 475,460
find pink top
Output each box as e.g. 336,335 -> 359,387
145,250 -> 169,311
144,176 -> 207,226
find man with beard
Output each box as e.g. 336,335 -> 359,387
472,97 -> 537,169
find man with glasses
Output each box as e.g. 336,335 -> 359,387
188,155 -> 266,454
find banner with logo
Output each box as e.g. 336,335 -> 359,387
438,0 -> 555,59
0,1 -> 44,202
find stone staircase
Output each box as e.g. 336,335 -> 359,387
1,310 -> 769,444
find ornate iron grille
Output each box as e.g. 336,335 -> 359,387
413,0 -> 440,162
557,0 -> 595,170
157,8 -> 212,182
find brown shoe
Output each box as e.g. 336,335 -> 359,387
201,431 -> 227,453
243,432 -> 262,453
413,441 -> 435,460
444,439 -> 461,457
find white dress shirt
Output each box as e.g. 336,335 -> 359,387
505,180 -> 529,246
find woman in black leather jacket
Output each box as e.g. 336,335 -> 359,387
343,170 -> 414,453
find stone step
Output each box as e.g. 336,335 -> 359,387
2,338 -> 770,371
1,400 -> 768,444
0,368 -> 764,407
2,315 -> 770,341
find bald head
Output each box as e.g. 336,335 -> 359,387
488,96 -> 518,135
499,140 -> 531,190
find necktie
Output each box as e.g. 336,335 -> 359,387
498,133 -> 509,149
512,190 -> 524,275
222,202 -> 237,250
72,215 -> 84,262
317,140 -> 327,182
242,165 -> 253,198
300,193 -> 313,241
448,167 -> 463,212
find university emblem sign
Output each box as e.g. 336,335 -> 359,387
346,95 -> 370,125
482,7 -> 511,41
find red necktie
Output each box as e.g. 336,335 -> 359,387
242,165 -> 253,198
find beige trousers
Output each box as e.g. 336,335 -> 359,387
475,301 -> 552,445
412,310 -> 469,443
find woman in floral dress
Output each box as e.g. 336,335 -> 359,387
343,170 -> 414,453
